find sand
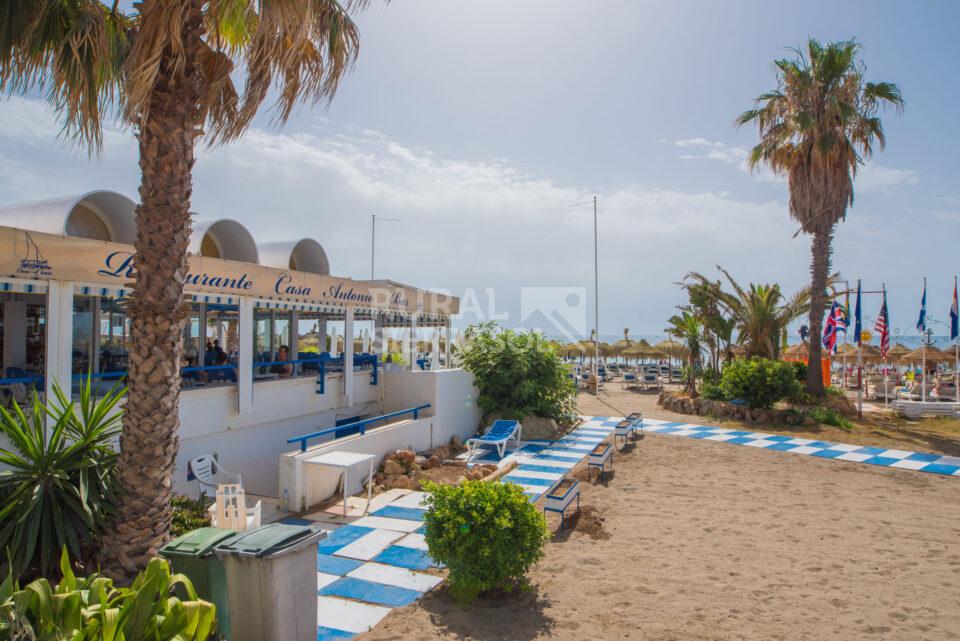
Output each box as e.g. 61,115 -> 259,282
358,420 -> 960,640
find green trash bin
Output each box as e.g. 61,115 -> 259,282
214,523 -> 327,641
160,527 -> 238,640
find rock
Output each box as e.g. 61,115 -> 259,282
383,460 -> 405,476
456,475 -> 467,484
394,450 -> 416,467
450,435 -> 463,450
425,455 -> 440,470
432,445 -> 450,460
803,416 -> 817,426
374,472 -> 387,484
387,475 -> 415,490
522,415 -> 565,441
414,455 -> 428,467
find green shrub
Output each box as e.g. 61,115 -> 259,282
825,386 -> 846,399
719,357 -> 801,409
422,480 -> 549,603
0,549 -> 216,640
701,366 -> 721,385
171,495 -> 212,537
0,379 -> 124,578
700,381 -> 727,401
807,406 -> 854,431
790,361 -> 808,382
457,322 -> 577,422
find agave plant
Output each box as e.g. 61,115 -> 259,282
0,378 -> 125,578
0,549 -> 215,640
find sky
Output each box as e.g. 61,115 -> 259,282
1,0 -> 958,343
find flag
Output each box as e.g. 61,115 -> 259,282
875,291 -> 890,359
951,277 -> 959,341
854,282 -> 862,346
822,301 -> 843,353
917,281 -> 927,333
841,290 -> 851,334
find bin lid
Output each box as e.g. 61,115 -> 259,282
213,523 -> 325,558
160,527 -> 238,558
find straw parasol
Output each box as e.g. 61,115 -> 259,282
559,342 -> 586,357
902,345 -> 951,363
886,343 -> 911,361
834,343 -> 857,356
607,329 -> 635,358
782,343 -> 808,360
854,344 -> 883,363
653,338 -> 687,361
622,342 -> 665,361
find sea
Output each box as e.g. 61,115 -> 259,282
557,334 -> 958,351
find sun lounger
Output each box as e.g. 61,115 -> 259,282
621,371 -> 640,390
466,419 -> 522,459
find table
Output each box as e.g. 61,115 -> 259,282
303,451 -> 376,516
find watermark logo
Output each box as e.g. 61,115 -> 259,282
520,286 -> 587,342
17,232 -> 51,277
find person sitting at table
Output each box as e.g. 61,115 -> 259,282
271,345 -> 294,378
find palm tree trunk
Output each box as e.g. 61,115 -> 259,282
98,1 -> 205,580
805,226 -> 834,396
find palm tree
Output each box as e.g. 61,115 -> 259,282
1,0 -> 372,579
665,312 -> 705,397
737,38 -> 903,395
683,267 -> 820,360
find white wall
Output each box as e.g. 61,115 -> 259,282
277,368 -> 480,510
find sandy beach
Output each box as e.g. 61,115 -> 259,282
359,401 -> 960,641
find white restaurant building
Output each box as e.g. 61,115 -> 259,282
0,190 -> 479,504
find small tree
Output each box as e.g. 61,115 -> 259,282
457,322 -> 576,422
422,480 -> 548,603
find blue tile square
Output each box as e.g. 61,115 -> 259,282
763,435 -> 793,443
725,436 -> 760,445
517,463 -> 568,475
373,545 -> 436,570
863,456 -> 901,467
688,431 -> 721,439
906,452 -> 941,463
316,525 -> 374,555
722,430 -> 754,437
810,449 -> 844,459
656,421 -> 686,428
320,576 -> 422,607
502,475 -> 555,486
917,463 -> 959,476
317,554 -> 365,576
371,506 -> 426,521
766,442 -> 801,451
852,446 -> 886,455
317,626 -> 356,641
804,441 -> 835,449
280,517 -> 314,526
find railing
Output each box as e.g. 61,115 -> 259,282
286,403 -> 432,452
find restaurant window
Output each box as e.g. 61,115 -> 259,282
253,309 -> 296,381
1,294 -> 46,388
182,302 -> 238,389
71,295 -> 129,397
99,297 -> 130,374
72,296 -> 95,375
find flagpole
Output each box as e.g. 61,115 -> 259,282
882,283 -> 889,408
921,276 -> 927,404
856,279 -> 863,419
955,275 -> 959,404
843,280 -> 849,389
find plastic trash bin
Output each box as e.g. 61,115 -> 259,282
213,523 -> 327,641
159,527 -> 238,640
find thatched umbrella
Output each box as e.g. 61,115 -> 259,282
886,343 -> 911,362
903,345 -> 951,364
854,344 -> 883,363
654,339 -> 687,361
782,343 -> 807,360
834,343 -> 857,356
607,328 -> 635,359
558,342 -> 586,357
622,343 -> 665,362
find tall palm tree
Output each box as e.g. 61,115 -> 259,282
1,0 -> 372,579
683,267 -> 821,360
665,312 -> 705,398
737,38 -> 903,395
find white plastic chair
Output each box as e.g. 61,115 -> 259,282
188,454 -> 241,498
207,484 -> 261,531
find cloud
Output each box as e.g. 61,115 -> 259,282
854,164 -> 920,193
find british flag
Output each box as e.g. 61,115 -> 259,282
876,292 -> 890,359
822,301 -> 844,354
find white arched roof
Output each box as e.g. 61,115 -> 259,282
258,239 -> 330,275
189,219 -> 260,264
0,190 -> 136,243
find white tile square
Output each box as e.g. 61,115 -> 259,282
352,516 -> 422,533
744,439 -> 778,448
510,469 -> 563,480
389,491 -> 428,509
703,434 -> 737,442
786,438 -> 816,445
317,572 -> 340,590
504,482 -> 549,494
396,532 -> 427,550
334,529 -> 404,561
316,596 -> 391,634
933,455 -> 960,467
835,452 -> 872,462
827,443 -> 861,452
349,562 -> 443,592
890,459 -> 928,470
788,446 -> 822,455
877,449 -> 913,460
670,429 -> 702,437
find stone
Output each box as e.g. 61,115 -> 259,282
425,455 -> 440,469
414,455 -> 429,467
522,415 -> 565,441
803,416 -> 817,426
432,445 -> 449,460
387,475 -> 415,490
394,450 -> 416,467
374,472 -> 387,484
450,435 -> 463,450
383,460 -> 405,476
456,475 -> 466,484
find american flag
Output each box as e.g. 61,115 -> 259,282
822,301 -> 844,354
876,292 -> 890,358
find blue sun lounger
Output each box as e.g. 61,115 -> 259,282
466,420 -> 523,459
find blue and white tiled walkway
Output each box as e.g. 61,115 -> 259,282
636,416 -> 960,477
315,490 -> 441,640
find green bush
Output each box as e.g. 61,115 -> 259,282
0,379 -> 124,578
422,480 -> 549,603
825,386 -> 846,399
0,549 -> 216,640
701,366 -> 721,385
171,495 -> 212,537
807,406 -> 854,431
700,381 -> 727,401
790,361 -> 808,382
457,322 -> 577,422
719,357 -> 801,409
